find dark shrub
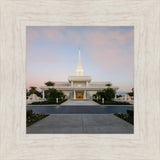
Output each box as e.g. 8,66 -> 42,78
45,89 -> 65,102
27,109 -> 33,118
45,81 -> 55,86
114,110 -> 134,125
31,99 -> 67,105
93,99 -> 131,105
95,88 -> 116,101
127,109 -> 134,117
26,111 -> 49,127
127,109 -> 134,124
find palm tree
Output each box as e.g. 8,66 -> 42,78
28,86 -> 42,97
127,88 -> 134,97
45,81 -> 55,86
132,88 -> 134,93
29,86 -> 37,94
26,89 -> 29,99
45,89 -> 65,102
105,83 -> 112,87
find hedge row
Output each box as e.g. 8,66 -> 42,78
127,109 -> 134,118
27,109 -> 33,118
31,99 -> 67,105
93,99 -> 131,105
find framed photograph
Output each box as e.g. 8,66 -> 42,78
0,0 -> 159,159
26,26 -> 134,134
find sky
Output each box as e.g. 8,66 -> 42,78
27,26 -> 134,92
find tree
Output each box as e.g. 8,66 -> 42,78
45,81 -> 55,86
95,88 -> 116,101
92,94 -> 97,99
105,83 -> 112,87
45,89 -> 65,102
96,91 -> 105,100
127,88 -> 134,97
116,95 -> 122,98
28,86 -> 42,98
29,86 -> 37,94
132,88 -> 134,93
103,88 -> 116,101
57,90 -> 65,99
26,89 -> 29,99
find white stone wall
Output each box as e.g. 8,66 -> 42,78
73,82 -> 86,87
63,91 -> 70,98
26,99 -> 46,105
54,82 -> 70,87
87,91 -> 97,99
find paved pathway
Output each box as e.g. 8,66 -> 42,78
27,114 -> 133,134
60,100 -> 99,106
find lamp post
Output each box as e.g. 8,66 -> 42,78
102,98 -> 104,104
42,90 -> 45,99
56,98 -> 58,103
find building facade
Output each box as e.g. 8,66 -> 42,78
115,94 -> 134,104
41,48 -> 118,100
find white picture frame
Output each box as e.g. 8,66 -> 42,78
0,0 -> 160,159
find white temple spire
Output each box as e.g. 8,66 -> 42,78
76,47 -> 83,76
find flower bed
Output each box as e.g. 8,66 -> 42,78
114,109 -> 134,125
27,109 -> 49,127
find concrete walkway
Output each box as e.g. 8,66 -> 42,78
27,114 -> 133,134
60,100 -> 99,106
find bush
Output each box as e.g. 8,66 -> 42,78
127,109 -> 134,118
45,89 -> 65,101
45,81 -> 55,86
95,88 -> 116,101
104,101 -> 131,105
93,99 -> 131,105
114,109 -> 134,125
31,99 -> 67,105
26,110 -> 49,127
27,109 -> 33,118
31,101 -> 55,105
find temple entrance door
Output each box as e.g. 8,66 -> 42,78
76,92 -> 84,99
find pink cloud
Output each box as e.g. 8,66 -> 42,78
27,27 -> 133,48
86,46 -> 133,76
84,30 -> 133,47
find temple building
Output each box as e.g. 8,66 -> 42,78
41,48 -> 118,100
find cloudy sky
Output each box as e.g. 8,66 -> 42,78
27,26 -> 134,92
